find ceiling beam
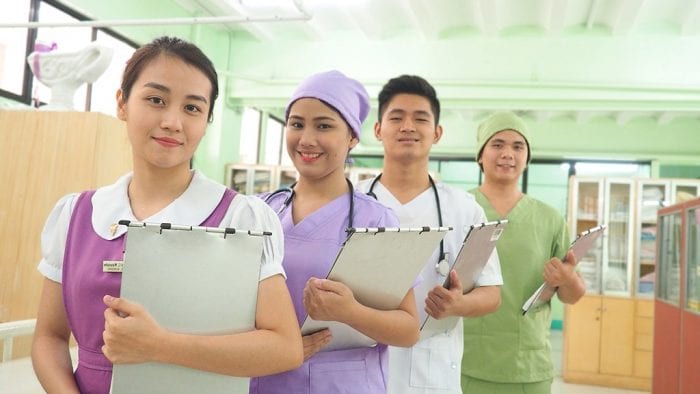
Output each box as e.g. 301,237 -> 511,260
546,0 -> 567,35
475,0 -> 499,36
586,0 -> 600,30
657,111 -> 677,125
612,0 -> 645,35
342,5 -> 384,40
227,1 -> 274,41
616,111 -> 637,125
681,0 -> 700,35
405,0 -> 439,40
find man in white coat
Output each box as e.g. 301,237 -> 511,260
356,75 -> 503,394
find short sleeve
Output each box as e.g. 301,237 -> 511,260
224,194 -> 286,281
37,193 -> 80,283
552,214 -> 570,261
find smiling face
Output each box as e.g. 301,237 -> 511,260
479,129 -> 529,185
116,54 -> 212,172
285,98 -> 358,182
374,93 -> 442,163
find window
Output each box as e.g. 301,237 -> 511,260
33,2 -> 92,109
91,30 -> 136,116
262,115 -> 284,165
0,0 -> 32,99
526,163 -> 571,214
433,160 -> 481,191
238,107 -> 261,164
574,162 -> 650,177
0,0 -> 137,110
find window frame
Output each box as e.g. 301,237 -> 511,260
0,0 -> 139,108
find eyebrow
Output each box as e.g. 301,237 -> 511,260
143,82 -> 208,104
386,108 -> 433,118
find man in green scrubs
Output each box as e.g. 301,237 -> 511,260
461,111 -> 586,394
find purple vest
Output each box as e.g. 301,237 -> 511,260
62,188 -> 236,394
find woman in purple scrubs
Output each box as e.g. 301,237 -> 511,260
251,70 -> 420,394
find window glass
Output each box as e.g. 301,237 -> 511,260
438,160 -> 480,192
575,162 -> 650,178
33,2 -> 91,109
527,163 -> 570,214
657,212 -> 681,305
90,30 -> 136,116
687,208 -> 700,313
262,116 -> 283,165
238,107 -> 261,164
0,0 -> 31,97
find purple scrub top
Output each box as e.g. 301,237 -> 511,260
250,189 -> 399,394
62,189 -> 236,393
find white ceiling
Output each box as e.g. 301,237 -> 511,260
178,0 -> 700,40
170,0 -> 700,124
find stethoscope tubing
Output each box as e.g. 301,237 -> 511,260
265,178 -> 355,229
367,174 -> 447,268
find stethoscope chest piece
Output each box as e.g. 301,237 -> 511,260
435,254 -> 450,276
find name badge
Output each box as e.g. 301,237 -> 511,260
103,260 -> 124,273
490,228 -> 504,241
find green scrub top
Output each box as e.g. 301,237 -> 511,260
462,189 -> 569,384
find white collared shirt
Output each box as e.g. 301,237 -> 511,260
38,170 -> 285,282
357,178 -> 503,394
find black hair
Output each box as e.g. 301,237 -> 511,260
120,36 -> 219,122
377,75 -> 440,125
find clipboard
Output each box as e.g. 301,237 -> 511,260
521,224 -> 607,315
110,221 -> 267,394
420,220 -> 508,337
300,226 -> 451,352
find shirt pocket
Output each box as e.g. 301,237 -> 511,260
409,334 -> 458,389
310,359 -> 369,394
519,306 -> 550,350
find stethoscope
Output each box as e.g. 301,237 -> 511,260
265,178 -> 355,229
367,174 -> 450,277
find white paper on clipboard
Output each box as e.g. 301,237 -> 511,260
521,224 -> 607,315
110,221 -> 266,394
420,220 -> 508,337
300,226 -> 451,352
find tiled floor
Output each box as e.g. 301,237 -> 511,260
2,331 -> 650,393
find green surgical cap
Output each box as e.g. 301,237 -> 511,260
476,111 -> 531,163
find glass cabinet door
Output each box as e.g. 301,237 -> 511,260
686,207 -> 700,313
657,211 -> 682,305
572,178 -> 604,293
278,166 -> 298,190
672,182 -> 700,204
636,181 -> 670,296
229,167 -> 250,194
603,180 -> 634,296
252,167 -> 274,194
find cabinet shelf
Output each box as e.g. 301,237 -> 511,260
577,214 -> 599,222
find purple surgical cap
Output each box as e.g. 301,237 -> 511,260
286,70 -> 370,140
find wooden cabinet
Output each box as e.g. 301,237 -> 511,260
563,295 -> 652,390
0,111 -> 132,359
568,176 -> 700,298
654,197 -> 700,394
562,176 -> 700,390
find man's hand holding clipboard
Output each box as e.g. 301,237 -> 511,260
522,225 -> 606,315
